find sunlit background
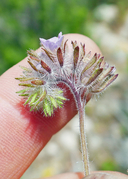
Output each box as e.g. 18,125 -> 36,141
0,0 -> 128,178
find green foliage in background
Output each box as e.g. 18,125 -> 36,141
0,0 -> 125,74
100,159 -> 119,171
0,0 -> 89,75
0,0 -> 127,75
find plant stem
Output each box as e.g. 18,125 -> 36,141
57,77 -> 90,176
61,82 -> 90,176
77,98 -> 90,176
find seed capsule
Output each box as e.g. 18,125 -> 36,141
81,53 -> 97,75
41,60 -> 51,73
57,47 -> 64,67
28,60 -> 38,71
73,46 -> 79,70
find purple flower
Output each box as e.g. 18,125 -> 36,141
39,32 -> 64,51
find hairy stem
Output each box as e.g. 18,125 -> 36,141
57,77 -> 90,176
77,98 -> 90,176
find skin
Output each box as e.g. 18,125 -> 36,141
0,34 -> 127,179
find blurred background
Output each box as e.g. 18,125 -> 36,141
0,0 -> 128,178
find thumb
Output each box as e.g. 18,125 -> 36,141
83,172 -> 128,179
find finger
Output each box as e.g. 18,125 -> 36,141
83,171 -> 128,179
0,34 -> 101,179
38,171 -> 128,179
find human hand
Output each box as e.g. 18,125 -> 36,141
0,34 -> 127,179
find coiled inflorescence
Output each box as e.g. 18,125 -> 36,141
16,32 -> 118,116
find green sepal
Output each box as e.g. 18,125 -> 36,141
19,83 -> 35,87
98,66 -> 115,81
43,99 -> 52,116
29,93 -> 38,105
15,77 -> 34,82
50,103 -> 53,114
30,100 -> 40,111
19,94 -> 29,96
43,108 -> 48,116
39,90 -> 47,101
19,65 -> 32,72
81,53 -> 97,75
27,60 -> 38,71
24,94 -> 33,105
41,47 -> 55,62
96,57 -> 104,68
49,96 -> 57,108
92,74 -> 118,93
56,89 -> 63,94
56,99 -> 63,107
56,95 -> 66,101
86,68 -> 103,85
16,88 -> 29,94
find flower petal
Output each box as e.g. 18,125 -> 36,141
40,32 -> 64,51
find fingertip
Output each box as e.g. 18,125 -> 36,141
64,33 -> 102,56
